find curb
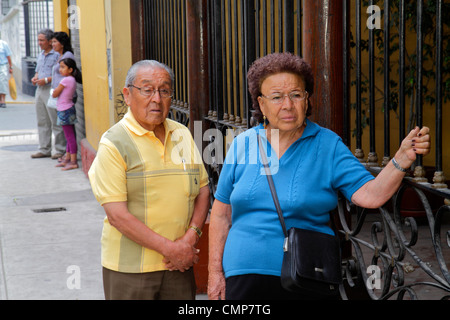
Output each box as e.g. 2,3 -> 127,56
6,101 -> 34,104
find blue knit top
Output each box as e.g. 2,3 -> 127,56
214,120 -> 374,278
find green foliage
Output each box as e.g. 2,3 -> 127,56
350,0 -> 450,136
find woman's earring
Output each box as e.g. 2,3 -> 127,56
263,115 -> 267,129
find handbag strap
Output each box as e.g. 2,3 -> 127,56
257,133 -> 338,241
257,133 -> 288,238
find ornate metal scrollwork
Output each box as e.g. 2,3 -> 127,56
337,182 -> 450,300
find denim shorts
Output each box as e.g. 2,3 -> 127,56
57,106 -> 78,126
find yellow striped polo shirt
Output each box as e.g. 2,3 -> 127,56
88,110 -> 209,273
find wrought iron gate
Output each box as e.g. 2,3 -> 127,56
22,0 -> 53,95
142,0 -> 190,126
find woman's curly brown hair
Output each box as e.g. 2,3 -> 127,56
247,52 -> 314,124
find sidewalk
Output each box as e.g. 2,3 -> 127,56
0,90 -> 105,299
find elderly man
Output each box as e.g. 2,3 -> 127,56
31,29 -> 66,159
89,60 -> 210,300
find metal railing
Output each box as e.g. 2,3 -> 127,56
143,0 -> 190,127
206,0 -> 303,131
22,0 -> 52,58
21,0 -> 53,95
342,0 -> 450,299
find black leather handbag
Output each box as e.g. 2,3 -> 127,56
257,134 -> 342,298
280,227 -> 342,297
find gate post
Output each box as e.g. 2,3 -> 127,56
303,0 -> 356,291
302,0 -> 345,137
186,0 -> 210,133
186,0 -> 210,294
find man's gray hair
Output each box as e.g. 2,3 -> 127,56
125,60 -> 175,87
38,29 -> 54,41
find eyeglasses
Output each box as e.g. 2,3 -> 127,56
128,85 -> 173,99
260,90 -> 308,105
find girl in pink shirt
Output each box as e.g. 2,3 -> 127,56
52,58 -> 82,170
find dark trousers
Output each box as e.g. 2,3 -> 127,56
226,274 -> 339,300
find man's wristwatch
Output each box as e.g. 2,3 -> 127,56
188,225 -> 202,238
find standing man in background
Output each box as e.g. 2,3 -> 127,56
30,29 -> 66,160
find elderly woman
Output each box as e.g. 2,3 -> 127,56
208,52 -> 430,300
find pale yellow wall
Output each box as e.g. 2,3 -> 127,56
104,0 -> 132,125
76,0 -> 110,150
52,0 -> 69,34
52,0 -> 110,150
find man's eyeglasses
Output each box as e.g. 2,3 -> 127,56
260,90 -> 308,105
128,85 -> 173,99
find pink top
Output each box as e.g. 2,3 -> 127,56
56,76 -> 76,111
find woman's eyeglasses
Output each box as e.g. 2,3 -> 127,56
260,90 -> 308,105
